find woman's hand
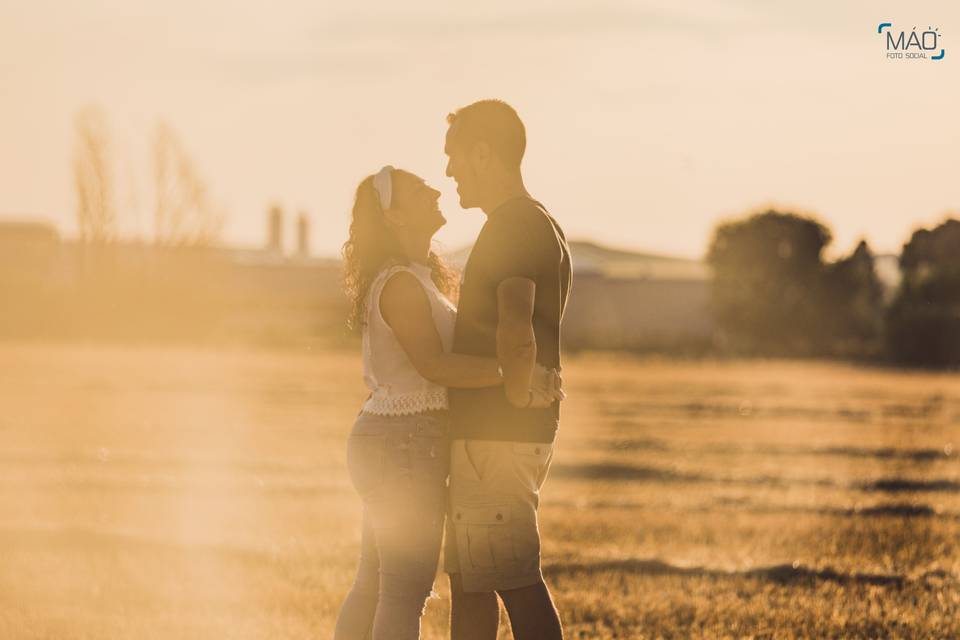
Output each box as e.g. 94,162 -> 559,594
525,364 -> 566,408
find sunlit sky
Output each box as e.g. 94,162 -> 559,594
1,1 -> 956,259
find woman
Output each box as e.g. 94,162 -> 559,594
333,166 -> 561,640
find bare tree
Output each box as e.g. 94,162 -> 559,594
153,122 -> 224,247
73,107 -> 116,243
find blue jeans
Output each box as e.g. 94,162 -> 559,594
334,412 -> 450,640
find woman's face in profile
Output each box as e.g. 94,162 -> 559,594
390,171 -> 446,236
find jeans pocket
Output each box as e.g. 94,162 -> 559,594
411,433 -> 450,483
346,434 -> 386,498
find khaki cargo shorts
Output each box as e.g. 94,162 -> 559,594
443,438 -> 555,593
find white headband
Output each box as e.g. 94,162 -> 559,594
372,165 -> 394,210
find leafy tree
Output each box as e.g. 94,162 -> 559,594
885,218 -> 960,367
707,210 -> 885,356
707,210 -> 831,355
821,240 -> 885,354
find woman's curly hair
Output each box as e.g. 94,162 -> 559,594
342,171 -> 459,333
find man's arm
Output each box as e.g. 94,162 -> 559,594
496,277 -> 538,407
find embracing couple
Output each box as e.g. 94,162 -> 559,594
334,99 -> 572,640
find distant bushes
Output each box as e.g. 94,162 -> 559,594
707,211 -> 959,367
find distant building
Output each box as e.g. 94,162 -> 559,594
267,206 -> 283,254
0,219 -> 903,351
0,220 -> 59,253
0,220 -> 60,274
296,212 -> 310,258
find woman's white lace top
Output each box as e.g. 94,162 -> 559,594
361,262 -> 457,415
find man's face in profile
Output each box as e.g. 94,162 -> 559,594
444,125 -> 478,209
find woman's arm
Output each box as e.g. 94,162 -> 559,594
379,271 -> 501,389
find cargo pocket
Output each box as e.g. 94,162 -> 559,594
346,434 -> 386,498
453,504 -> 515,570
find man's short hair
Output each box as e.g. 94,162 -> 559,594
446,99 -> 526,168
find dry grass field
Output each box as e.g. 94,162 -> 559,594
1,343 -> 958,639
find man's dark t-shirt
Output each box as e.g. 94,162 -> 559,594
449,196 -> 572,443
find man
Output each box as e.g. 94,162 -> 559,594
444,99 -> 572,640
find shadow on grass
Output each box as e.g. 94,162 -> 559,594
542,558 -> 950,587
552,463 -> 708,483
551,463 -> 834,487
598,396 -> 944,423
553,499 -> 956,521
601,438 -> 954,462
552,462 -> 960,494
858,479 -> 960,493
